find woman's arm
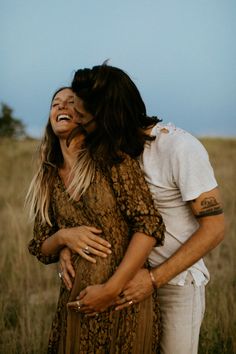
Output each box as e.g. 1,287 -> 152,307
28,210 -> 111,265
104,232 -> 155,294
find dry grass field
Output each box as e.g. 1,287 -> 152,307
0,137 -> 235,354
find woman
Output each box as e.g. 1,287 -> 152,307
27,86 -> 165,353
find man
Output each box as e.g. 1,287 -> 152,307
60,64 -> 225,354
115,122 -> 225,354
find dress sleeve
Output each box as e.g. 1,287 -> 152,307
111,154 -> 165,246
28,206 -> 59,265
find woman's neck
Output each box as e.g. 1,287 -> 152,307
59,135 -> 84,173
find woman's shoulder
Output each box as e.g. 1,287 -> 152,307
113,152 -> 140,173
110,152 -> 148,191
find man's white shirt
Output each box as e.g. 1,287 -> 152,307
139,123 -> 217,286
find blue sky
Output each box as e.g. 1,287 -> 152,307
1,0 -> 236,137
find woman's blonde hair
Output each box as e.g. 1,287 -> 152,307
26,87 -> 95,226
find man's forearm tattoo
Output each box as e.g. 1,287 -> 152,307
195,196 -> 223,218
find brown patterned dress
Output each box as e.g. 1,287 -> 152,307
28,154 -> 165,354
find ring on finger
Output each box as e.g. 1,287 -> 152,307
123,296 -> 129,304
128,300 -> 134,306
76,300 -> 81,311
82,246 -> 90,255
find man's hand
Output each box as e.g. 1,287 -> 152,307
114,268 -> 154,310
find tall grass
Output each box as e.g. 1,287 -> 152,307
198,138 -> 236,354
0,137 -> 235,353
0,139 -> 59,353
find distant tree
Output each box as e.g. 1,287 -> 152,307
0,103 -> 26,138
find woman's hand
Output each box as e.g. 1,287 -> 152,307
67,284 -> 117,314
60,225 -> 111,263
114,268 -> 154,310
59,247 -> 75,290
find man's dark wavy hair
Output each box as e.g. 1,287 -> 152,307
71,63 -> 161,165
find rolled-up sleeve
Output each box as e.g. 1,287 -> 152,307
111,154 -> 165,246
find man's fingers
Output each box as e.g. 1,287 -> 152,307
114,292 -> 136,311
115,292 -> 133,305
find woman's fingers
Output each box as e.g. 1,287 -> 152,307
84,230 -> 112,254
59,261 -> 73,290
88,238 -> 112,253
65,257 -> 75,279
77,249 -> 97,263
86,312 -> 100,317
62,269 -> 73,290
75,236 -> 112,261
77,289 -> 86,300
81,243 -> 111,258
115,302 -> 133,311
85,226 -> 102,234
67,300 -> 96,314
87,229 -> 111,247
59,248 -> 75,290
83,226 -> 111,247
67,300 -> 80,310
64,226 -> 112,259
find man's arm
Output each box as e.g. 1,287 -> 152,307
151,187 -> 225,288
115,187 -> 225,308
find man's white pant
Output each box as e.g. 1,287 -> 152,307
157,272 -> 206,354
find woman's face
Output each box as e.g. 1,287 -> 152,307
50,88 -> 79,138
